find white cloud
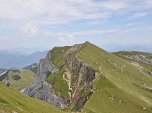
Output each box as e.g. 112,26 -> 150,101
57,33 -> 75,44
71,29 -> 120,36
130,12 -> 149,19
0,0 -> 44,20
0,0 -> 132,23
58,34 -> 75,44
0,0 -> 151,26
0,0 -> 152,40
0,0 -> 151,22
21,21 -> 39,37
45,26 -> 152,42
126,22 -> 138,26
45,29 -> 121,45
99,0 -> 128,10
144,0 -> 152,8
45,31 -> 75,44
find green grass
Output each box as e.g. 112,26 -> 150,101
46,42 -> 152,112
0,83 -> 65,113
2,43 -> 152,113
75,42 -> 152,113
114,51 -> 152,77
44,43 -> 152,112
47,46 -> 71,98
83,76 -> 152,113
6,69 -> 36,90
46,69 -> 69,98
51,46 -> 71,69
114,51 -> 152,59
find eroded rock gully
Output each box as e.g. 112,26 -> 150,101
65,55 -> 96,111
22,46 -> 96,111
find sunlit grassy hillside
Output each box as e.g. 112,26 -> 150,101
0,69 -> 36,90
0,83 -> 64,113
75,43 -> 152,113
1,42 -> 152,113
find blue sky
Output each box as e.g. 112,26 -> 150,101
0,0 -> 152,51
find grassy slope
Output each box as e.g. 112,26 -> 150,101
0,84 -> 64,113
6,69 -> 36,90
114,51 -> 152,77
75,43 -> 152,113
4,43 -> 150,113
114,51 -> 152,59
51,46 -> 71,69
46,68 -> 69,98
46,46 -> 71,98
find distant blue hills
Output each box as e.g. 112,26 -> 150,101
0,50 -> 47,69
0,44 -> 151,69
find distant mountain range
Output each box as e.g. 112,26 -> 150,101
0,51 -> 47,69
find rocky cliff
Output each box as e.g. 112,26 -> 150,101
22,50 -> 68,109
22,42 -> 96,111
114,51 -> 152,65
65,55 -> 95,111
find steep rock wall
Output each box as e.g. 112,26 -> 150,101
64,55 -> 96,111
22,43 -> 96,111
22,51 -> 68,109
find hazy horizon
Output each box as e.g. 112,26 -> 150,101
0,42 -> 152,53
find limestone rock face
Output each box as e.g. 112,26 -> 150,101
65,55 -> 95,111
22,42 -> 96,111
124,54 -> 152,65
22,51 -> 67,109
36,51 -> 57,82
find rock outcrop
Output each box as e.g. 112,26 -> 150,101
123,54 -> 152,65
36,51 -> 57,82
22,42 -> 96,111
22,51 -> 68,109
65,55 -> 95,111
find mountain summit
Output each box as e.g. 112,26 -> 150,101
21,42 -> 152,113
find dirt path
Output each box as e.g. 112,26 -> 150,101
108,59 -> 126,71
63,71 -> 72,98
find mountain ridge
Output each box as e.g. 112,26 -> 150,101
22,42 -> 152,113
